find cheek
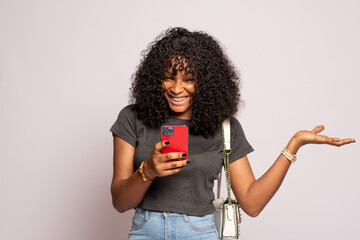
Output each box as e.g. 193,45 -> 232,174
161,82 -> 167,91
187,84 -> 196,94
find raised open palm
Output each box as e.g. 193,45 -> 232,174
293,125 -> 355,147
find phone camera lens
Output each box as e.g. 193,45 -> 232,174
162,126 -> 174,136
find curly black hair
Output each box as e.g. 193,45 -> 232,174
130,27 -> 241,137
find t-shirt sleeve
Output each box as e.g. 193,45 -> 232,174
110,105 -> 137,148
229,117 -> 254,164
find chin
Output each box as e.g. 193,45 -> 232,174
170,106 -> 189,113
169,105 -> 192,118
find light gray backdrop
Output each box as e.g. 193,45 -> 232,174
1,0 -> 359,239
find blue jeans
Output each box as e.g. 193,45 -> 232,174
128,208 -> 220,240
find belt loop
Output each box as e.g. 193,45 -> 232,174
183,214 -> 189,222
144,210 -> 149,222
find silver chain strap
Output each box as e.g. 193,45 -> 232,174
217,168 -> 222,199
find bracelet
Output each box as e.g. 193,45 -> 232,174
281,147 -> 297,164
139,161 -> 155,182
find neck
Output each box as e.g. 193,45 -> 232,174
171,112 -> 191,120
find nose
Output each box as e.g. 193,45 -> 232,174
170,80 -> 184,95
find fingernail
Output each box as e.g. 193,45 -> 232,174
186,160 -> 190,164
182,153 -> 187,157
165,141 -> 170,145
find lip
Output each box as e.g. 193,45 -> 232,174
168,95 -> 190,106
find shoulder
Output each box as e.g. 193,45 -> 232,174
229,116 -> 244,133
114,104 -> 140,124
227,116 -> 254,163
110,105 -> 142,146
119,104 -> 137,117
228,116 -> 250,146
111,105 -> 139,133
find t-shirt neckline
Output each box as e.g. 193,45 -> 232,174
168,117 -> 189,124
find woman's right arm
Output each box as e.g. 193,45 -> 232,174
110,136 -> 151,213
111,135 -> 189,213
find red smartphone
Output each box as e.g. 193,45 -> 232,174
161,124 -> 188,160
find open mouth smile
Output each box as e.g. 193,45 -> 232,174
168,95 -> 190,105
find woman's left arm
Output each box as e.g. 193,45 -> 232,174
230,125 -> 355,217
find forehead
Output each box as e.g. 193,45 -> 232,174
164,56 -> 195,75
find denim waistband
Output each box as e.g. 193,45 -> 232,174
135,208 -> 211,222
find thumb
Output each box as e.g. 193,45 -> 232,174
311,125 -> 325,134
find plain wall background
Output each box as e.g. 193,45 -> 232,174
1,0 -> 359,239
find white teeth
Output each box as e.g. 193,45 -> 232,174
171,96 -> 187,102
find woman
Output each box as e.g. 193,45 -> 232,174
110,27 -> 355,239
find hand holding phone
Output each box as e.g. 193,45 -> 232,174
161,124 -> 188,160
142,127 -> 189,179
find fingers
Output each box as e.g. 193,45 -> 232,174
164,159 -> 190,169
161,167 -> 185,176
329,138 -> 356,147
148,140 -> 189,178
161,152 -> 187,161
153,140 -> 170,153
153,141 -> 187,162
153,159 -> 190,177
310,125 -> 355,146
314,134 -> 355,146
312,125 -> 325,134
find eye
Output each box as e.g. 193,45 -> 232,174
186,78 -> 195,82
163,77 -> 174,81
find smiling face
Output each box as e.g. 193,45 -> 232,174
161,60 -> 196,120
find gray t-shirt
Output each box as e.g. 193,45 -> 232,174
110,105 -> 254,216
